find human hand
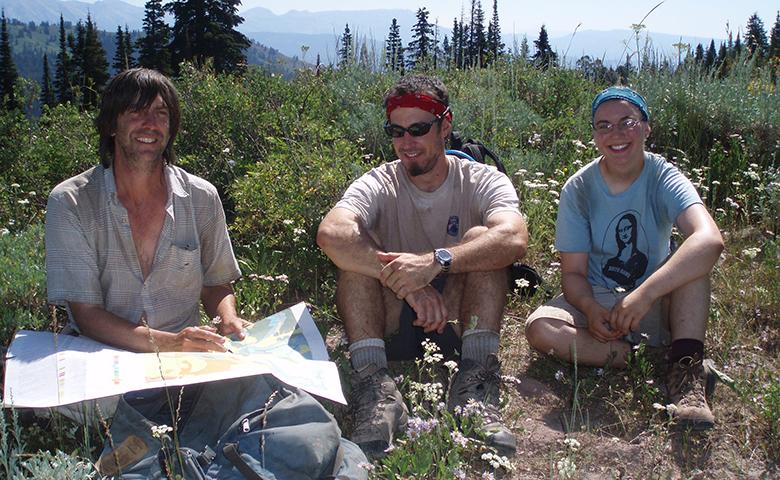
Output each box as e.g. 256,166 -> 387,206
609,290 -> 653,336
213,315 -> 251,340
170,325 -> 229,352
377,251 -> 438,299
585,302 -> 622,343
405,285 -> 448,334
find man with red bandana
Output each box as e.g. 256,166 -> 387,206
318,75 -> 527,457
525,86 -> 724,430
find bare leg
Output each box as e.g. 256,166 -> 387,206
668,276 -> 709,341
525,318 -> 631,368
336,270 -> 387,342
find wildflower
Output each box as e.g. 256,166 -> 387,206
501,374 -> 522,387
528,133 -> 542,146
451,430 -> 468,447
151,424 -> 173,438
0,228 -> 9,236
222,147 -> 230,154
595,368 -> 604,377
10,183 -> 19,188
555,370 -> 565,382
563,437 -> 581,451
227,159 -> 236,168
572,139 -> 586,150
394,374 -> 405,384
452,468 -> 467,480
652,402 -> 666,410
28,191 -> 36,196
443,360 -> 459,373
613,286 -> 626,293
17,199 -> 30,205
357,462 -> 375,472
481,452 -> 513,470
742,247 -> 761,259
556,456 -> 577,479
481,472 -> 495,480
405,416 -> 439,440
514,278 -> 530,288
274,274 -> 289,283
282,219 -> 294,225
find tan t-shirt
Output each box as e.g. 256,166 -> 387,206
335,156 -> 521,253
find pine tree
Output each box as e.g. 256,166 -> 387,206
124,25 -> 134,68
519,35 -> 530,63
486,0 -> 504,65
407,7 -> 434,70
55,15 -> 72,103
532,24 -> 557,69
167,0 -> 250,74
0,10 -> 18,110
113,25 -> 129,72
451,17 -> 463,69
745,13 -> 768,60
441,35 -> 451,69
74,15 -> 109,108
385,18 -> 403,72
704,39 -> 717,71
770,12 -> 780,60
733,33 -> 743,59
467,0 -> 486,68
694,43 -> 704,65
138,0 -> 171,75
338,23 -> 353,67
40,53 -> 56,108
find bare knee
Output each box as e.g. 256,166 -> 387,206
525,319 -> 557,355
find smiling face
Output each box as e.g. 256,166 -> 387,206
113,94 -> 171,169
592,99 -> 651,176
389,106 -> 451,181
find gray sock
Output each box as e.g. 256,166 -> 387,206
461,329 -> 500,367
349,338 -> 388,370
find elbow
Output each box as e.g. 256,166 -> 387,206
316,221 -> 339,256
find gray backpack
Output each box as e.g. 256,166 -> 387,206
96,375 -> 367,479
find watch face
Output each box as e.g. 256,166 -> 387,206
436,248 -> 452,265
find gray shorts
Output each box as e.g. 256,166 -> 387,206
526,285 -> 670,347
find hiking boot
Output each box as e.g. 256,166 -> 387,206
666,354 -> 715,430
349,364 -> 408,458
447,354 -> 516,456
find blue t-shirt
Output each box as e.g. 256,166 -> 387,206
555,152 -> 702,290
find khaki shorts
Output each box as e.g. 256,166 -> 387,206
526,285 -> 671,347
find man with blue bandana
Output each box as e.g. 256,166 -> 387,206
525,86 -> 724,430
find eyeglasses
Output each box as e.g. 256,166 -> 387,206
384,109 -> 449,138
592,117 -> 642,134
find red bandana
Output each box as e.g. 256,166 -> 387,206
385,93 -> 453,122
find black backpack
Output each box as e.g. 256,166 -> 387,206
447,132 -> 543,299
448,131 -> 508,175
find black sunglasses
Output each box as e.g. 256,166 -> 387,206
384,108 -> 450,138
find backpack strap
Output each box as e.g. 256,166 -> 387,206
222,443 -> 273,480
324,442 -> 346,480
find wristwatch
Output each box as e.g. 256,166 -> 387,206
433,248 -> 453,275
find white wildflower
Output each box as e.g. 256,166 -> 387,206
563,437 -> 581,451
742,247 -> 761,259
555,370 -> 565,382
151,424 -> 173,438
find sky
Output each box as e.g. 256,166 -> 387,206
93,0 -> 778,40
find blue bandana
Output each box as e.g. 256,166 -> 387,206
591,86 -> 650,122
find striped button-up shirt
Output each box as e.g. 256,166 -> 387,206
45,165 -> 241,333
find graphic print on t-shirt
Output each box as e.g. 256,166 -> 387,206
600,210 -> 649,289
447,215 -> 460,237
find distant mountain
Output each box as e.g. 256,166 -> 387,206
548,29 -> 721,66
0,0 -> 144,31
0,0 -> 723,70
4,18 -> 307,84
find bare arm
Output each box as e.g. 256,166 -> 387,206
316,207 -> 385,278
610,203 -> 724,334
201,283 -> 248,339
69,302 -> 229,353
379,211 -> 528,299
560,252 -> 621,342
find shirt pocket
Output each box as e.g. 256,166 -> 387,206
163,242 -> 204,300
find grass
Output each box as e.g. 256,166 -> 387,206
0,58 -> 778,478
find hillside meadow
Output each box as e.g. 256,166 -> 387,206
0,58 -> 778,478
